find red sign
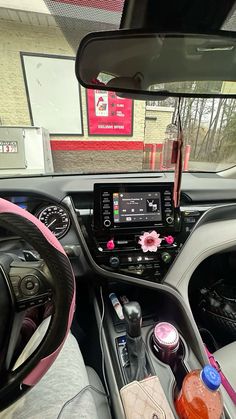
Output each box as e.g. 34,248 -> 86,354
52,0 -> 124,12
86,89 -> 133,136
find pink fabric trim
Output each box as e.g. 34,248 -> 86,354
0,198 -> 66,255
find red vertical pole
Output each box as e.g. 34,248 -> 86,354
150,144 -> 157,170
183,145 -> 191,171
159,143 -> 164,171
148,145 -> 152,169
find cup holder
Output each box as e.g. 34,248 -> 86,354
150,323 -> 189,391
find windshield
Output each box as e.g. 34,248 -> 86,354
0,1 -> 236,176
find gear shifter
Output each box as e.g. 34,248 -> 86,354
123,302 -> 148,381
123,301 -> 142,338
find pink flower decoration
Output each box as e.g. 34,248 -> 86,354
165,235 -> 174,245
107,239 -> 115,250
138,231 -> 162,253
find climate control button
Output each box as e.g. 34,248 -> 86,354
109,256 -> 120,268
161,252 -> 172,264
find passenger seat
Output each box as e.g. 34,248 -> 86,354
214,342 -> 236,390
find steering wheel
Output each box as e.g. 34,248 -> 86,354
0,198 -> 75,411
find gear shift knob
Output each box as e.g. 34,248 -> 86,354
123,301 -> 142,338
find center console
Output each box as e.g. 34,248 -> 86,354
81,182 -> 203,282
72,182 -> 230,417
93,282 -> 208,419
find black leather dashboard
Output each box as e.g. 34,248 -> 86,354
1,171 -> 236,285
1,172 -> 236,204
1,172 -> 236,245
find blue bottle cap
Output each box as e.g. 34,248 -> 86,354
201,365 -> 221,391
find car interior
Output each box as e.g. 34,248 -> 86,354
0,0 -> 236,418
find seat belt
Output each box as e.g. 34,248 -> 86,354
205,346 -> 236,405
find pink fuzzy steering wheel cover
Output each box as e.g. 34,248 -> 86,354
0,198 -> 75,387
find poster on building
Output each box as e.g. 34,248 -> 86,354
86,89 -> 133,136
22,54 -> 83,135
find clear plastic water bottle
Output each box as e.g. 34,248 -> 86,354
175,365 -> 223,419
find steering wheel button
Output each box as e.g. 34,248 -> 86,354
20,275 -> 40,296
10,276 -> 21,286
37,298 -> 44,304
25,281 -> 34,290
13,289 -> 20,298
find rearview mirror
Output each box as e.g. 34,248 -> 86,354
75,30 -> 236,98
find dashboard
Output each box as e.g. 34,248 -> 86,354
2,173 -> 236,418
1,171 -> 236,284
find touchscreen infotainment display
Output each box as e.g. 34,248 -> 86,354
113,192 -> 162,224
94,182 -> 175,230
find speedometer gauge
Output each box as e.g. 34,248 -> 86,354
37,205 -> 70,239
